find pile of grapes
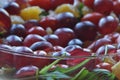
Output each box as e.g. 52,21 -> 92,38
0,0 -> 120,80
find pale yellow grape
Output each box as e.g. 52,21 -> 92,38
82,6 -> 93,15
55,4 -> 80,17
20,6 -> 43,21
10,15 -> 24,24
112,61 -> 120,80
103,56 -> 116,65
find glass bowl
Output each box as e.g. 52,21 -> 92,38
0,46 -> 119,80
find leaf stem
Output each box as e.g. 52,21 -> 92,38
71,67 -> 87,80
63,58 -> 91,74
39,59 -> 61,74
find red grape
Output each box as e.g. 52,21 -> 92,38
81,12 -> 104,25
0,48 -> 14,67
28,0 -> 52,11
51,0 -> 74,9
54,27 -> 75,47
93,0 -> 113,15
104,32 -> 120,43
82,0 -> 94,8
27,26 -> 47,36
23,34 -> 46,47
15,0 -> 29,9
88,38 -> 112,52
113,0 -> 120,16
0,8 -> 11,34
39,17 -> 58,31
98,16 -> 119,35
66,48 -> 91,66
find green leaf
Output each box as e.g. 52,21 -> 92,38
61,58 -> 90,74
39,59 -> 61,74
38,57 -> 91,80
109,73 -> 116,80
92,69 -> 116,80
77,2 -> 84,18
70,68 -> 116,80
39,52 -> 70,74
93,69 -> 111,75
71,67 -> 89,80
39,11 -> 49,17
44,71 -> 70,79
51,58 -> 90,75
46,77 -> 54,80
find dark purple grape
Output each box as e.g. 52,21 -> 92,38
96,44 -> 116,56
64,45 -> 82,53
4,1 -> 20,15
68,38 -> 83,47
0,44 -> 12,50
52,51 -> 70,57
10,24 -> 26,37
5,35 -> 23,46
14,46 -> 33,54
23,19 -> 39,30
15,65 -> 38,78
30,41 -> 53,51
56,12 -> 78,28
33,50 -> 47,56
44,34 -> 60,46
74,21 -> 97,41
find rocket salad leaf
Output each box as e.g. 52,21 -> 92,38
37,57 -> 116,80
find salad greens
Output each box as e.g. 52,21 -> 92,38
37,57 -> 116,80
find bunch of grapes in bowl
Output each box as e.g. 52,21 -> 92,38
0,0 -> 120,80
